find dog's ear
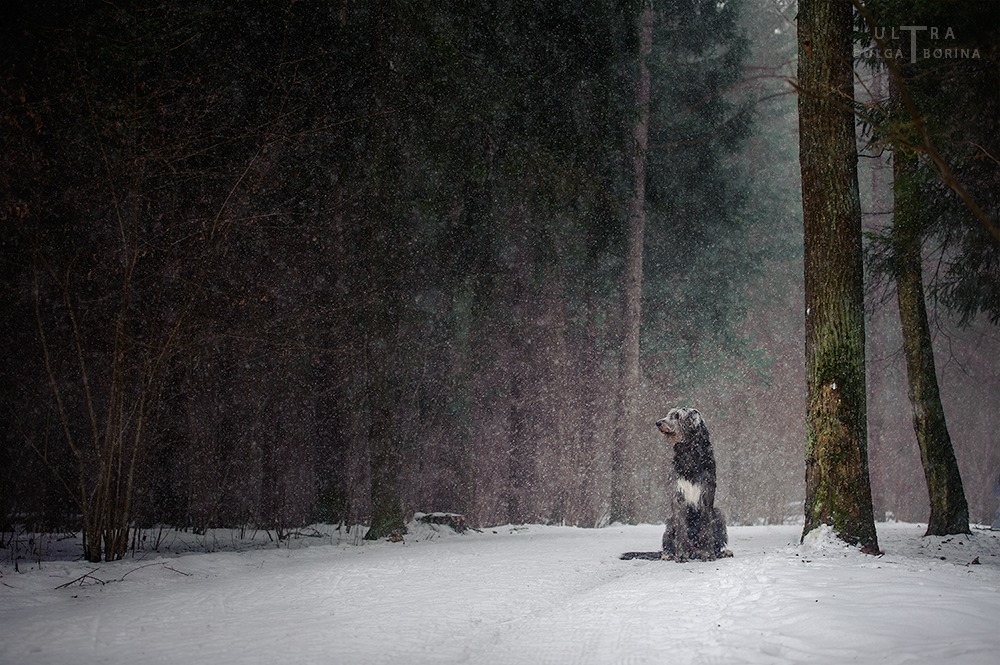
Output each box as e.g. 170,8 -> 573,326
684,409 -> 703,430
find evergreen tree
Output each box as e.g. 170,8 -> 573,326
642,0 -> 755,392
857,0 -> 999,535
2,0 -> 783,536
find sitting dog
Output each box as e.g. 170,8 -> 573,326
621,407 -> 732,562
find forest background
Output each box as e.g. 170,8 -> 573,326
2,0 -> 998,560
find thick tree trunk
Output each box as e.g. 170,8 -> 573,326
893,152 -> 971,536
798,0 -> 879,550
611,0 -> 653,524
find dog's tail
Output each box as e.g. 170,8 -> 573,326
713,508 -> 728,549
619,551 -> 663,560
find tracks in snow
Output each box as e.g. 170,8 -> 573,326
462,546 -> 767,664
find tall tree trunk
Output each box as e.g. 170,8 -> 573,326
363,335 -> 405,541
447,277 -> 476,518
506,367 -> 528,525
611,0 -> 653,524
798,0 -> 879,550
506,232 -> 533,526
362,235 -> 406,540
893,151 -> 971,536
363,4 -> 406,541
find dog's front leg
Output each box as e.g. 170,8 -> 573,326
671,494 -> 695,562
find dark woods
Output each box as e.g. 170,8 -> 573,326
2,1 -> 768,559
2,1 -> 997,561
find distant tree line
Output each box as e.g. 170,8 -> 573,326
2,0 -> 772,560
2,0 -> 996,562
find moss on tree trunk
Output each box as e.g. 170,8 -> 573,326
893,151 -> 970,537
798,0 -> 878,550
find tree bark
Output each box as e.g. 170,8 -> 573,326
506,230 -> 534,526
893,151 -> 971,536
363,4 -> 406,541
611,0 -> 653,525
363,348 -> 406,540
798,0 -> 879,550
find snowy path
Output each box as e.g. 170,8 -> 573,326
2,523 -> 999,664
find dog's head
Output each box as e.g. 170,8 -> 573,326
655,407 -> 705,445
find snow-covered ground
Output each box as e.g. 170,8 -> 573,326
2,521 -> 999,665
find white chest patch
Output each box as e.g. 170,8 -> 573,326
676,479 -> 703,506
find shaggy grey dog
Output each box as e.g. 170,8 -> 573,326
621,407 -> 732,562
